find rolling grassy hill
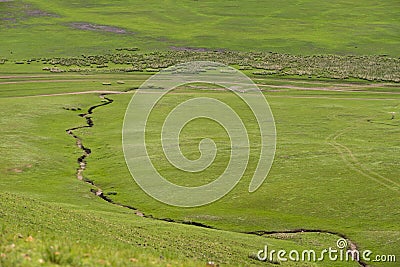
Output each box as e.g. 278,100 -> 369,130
0,72 -> 399,266
0,0 -> 399,58
1,0 -> 399,266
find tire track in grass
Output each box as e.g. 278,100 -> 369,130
326,128 -> 399,192
66,93 -> 367,267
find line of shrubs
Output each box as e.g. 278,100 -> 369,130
14,51 -> 400,82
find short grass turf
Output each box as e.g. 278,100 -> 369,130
1,80 -> 380,266
0,74 -> 398,266
83,87 -> 400,263
0,0 -> 399,58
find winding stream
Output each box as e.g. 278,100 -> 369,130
66,93 -> 367,267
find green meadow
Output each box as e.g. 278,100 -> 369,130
1,0 -> 399,266
0,0 -> 399,58
0,72 -> 399,266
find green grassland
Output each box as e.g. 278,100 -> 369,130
0,78 -> 363,267
0,70 -> 399,266
1,0 -> 399,58
82,83 -> 400,262
1,0 -> 399,266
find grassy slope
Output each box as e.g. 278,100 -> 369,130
1,0 -> 399,264
0,0 -> 399,58
5,192 -> 333,267
84,86 -> 400,262
2,75 -> 397,266
0,79 -> 369,266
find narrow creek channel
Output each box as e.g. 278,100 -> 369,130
66,93 -> 367,266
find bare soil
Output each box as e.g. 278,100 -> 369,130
69,22 -> 130,34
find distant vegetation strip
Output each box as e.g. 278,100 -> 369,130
3,51 -> 399,82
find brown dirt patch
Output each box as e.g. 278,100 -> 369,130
69,22 -> 130,34
25,9 -> 58,17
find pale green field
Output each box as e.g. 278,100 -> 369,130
0,0 -> 399,58
0,72 -> 399,266
1,0 -> 399,265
